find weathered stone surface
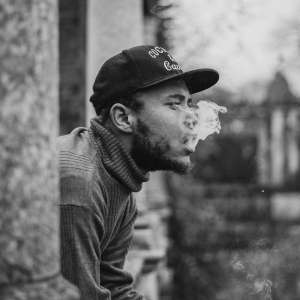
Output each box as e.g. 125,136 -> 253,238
2,275 -> 79,300
0,0 -> 79,298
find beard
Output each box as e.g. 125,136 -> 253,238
130,118 -> 194,175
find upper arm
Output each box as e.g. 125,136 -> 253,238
100,195 -> 144,300
60,204 -> 111,300
58,151 -> 111,299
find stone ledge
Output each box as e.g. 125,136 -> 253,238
124,249 -> 166,283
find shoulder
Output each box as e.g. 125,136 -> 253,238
57,127 -> 100,172
57,127 -> 96,159
57,127 -> 101,207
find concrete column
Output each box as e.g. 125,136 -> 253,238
86,0 -> 144,123
270,108 -> 285,186
286,109 -> 299,179
257,118 -> 270,185
136,270 -> 159,300
0,1 -> 79,299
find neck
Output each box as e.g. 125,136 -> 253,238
103,120 -> 133,152
89,117 -> 150,191
103,120 -> 149,175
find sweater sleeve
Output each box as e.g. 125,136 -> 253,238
100,200 -> 146,300
59,166 -> 147,300
60,204 -> 112,300
60,202 -> 148,300
59,155 -> 111,300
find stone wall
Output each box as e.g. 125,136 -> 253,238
0,1 -> 79,298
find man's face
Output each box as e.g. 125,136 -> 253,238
130,78 -> 198,175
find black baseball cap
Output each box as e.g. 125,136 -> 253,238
90,45 -> 219,115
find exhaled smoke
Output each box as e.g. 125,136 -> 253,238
150,4 -> 170,19
191,100 -> 227,139
231,237 -> 274,300
177,100 -> 227,150
232,259 -> 273,300
253,279 -> 272,299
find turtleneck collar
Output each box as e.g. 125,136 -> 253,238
89,116 -> 150,192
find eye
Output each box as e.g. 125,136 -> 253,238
168,101 -> 180,109
188,102 -> 197,109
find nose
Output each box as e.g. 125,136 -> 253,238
184,110 -> 198,129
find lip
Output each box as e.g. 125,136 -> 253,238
183,134 -> 197,154
183,143 -> 195,154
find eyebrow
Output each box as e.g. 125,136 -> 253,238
169,94 -> 192,103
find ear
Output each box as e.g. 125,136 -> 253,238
110,104 -> 135,133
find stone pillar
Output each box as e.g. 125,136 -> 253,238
0,1 -> 79,299
257,117 -> 270,185
270,108 -> 285,186
86,0 -> 144,123
286,109 -> 299,179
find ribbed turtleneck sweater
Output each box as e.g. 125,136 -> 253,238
57,117 -> 149,300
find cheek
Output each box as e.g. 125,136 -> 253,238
152,118 -> 183,143
139,107 -> 184,140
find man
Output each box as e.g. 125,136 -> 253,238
57,45 -> 219,299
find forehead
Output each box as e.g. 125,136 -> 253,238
138,78 -> 190,103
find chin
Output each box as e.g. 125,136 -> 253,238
170,156 -> 194,175
173,155 -> 191,164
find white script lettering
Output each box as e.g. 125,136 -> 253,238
148,47 -> 168,58
164,61 -> 181,71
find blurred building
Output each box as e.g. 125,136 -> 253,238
219,72 -> 300,189
59,1 -> 170,299
167,71 -> 300,300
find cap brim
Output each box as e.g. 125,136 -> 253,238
139,68 -> 219,94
